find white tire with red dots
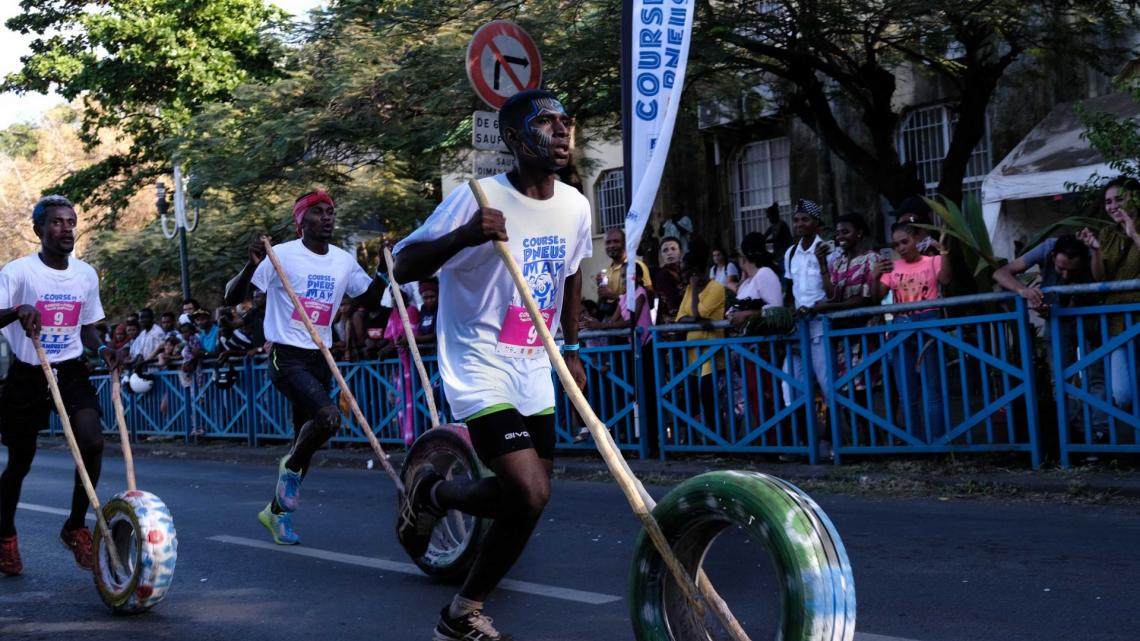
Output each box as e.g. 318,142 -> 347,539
92,490 -> 178,614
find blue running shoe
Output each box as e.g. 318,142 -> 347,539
258,503 -> 300,545
275,455 -> 303,513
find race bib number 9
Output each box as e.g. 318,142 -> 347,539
496,305 -> 555,358
36,300 -> 82,336
290,297 -> 334,328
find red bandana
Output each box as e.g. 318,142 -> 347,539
293,191 -> 334,237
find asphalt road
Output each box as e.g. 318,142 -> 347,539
0,449 -> 1136,641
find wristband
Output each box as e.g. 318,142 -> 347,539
561,342 -> 580,353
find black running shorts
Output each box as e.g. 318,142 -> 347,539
268,344 -> 335,432
466,407 -> 555,465
0,358 -> 101,446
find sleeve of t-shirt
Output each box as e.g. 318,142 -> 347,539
566,197 -> 594,276
393,185 -> 479,272
344,258 -> 373,298
1018,237 -> 1057,270
0,270 -> 12,309
757,268 -> 783,308
81,268 -> 106,325
702,284 -> 726,321
250,256 -> 273,293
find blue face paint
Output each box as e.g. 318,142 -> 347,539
518,97 -> 567,160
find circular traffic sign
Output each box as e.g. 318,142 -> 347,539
466,21 -> 542,110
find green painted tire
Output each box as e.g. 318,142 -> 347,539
628,471 -> 855,641
399,424 -> 491,582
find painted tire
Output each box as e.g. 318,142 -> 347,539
92,490 -> 178,614
399,424 -> 491,582
628,471 -> 855,641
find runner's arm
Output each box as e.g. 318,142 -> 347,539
349,275 -> 390,309
393,207 -> 506,283
0,304 -> 39,336
224,234 -> 268,306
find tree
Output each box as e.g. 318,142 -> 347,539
3,0 -> 289,223
1081,74 -> 1140,183
698,0 -> 1140,206
176,0 -> 624,234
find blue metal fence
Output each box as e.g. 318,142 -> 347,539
822,294 -> 1041,467
1047,280 -> 1140,466
47,280 -> 1140,467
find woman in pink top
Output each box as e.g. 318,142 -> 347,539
871,222 -> 953,442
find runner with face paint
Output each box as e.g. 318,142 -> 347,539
393,89 -> 592,641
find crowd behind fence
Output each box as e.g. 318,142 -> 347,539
50,281 -> 1140,469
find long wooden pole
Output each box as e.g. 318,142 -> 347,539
33,338 -> 127,577
468,179 -> 752,641
382,247 -> 440,428
109,371 -> 137,492
261,239 -> 404,493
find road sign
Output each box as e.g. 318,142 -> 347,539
472,110 -> 508,152
466,21 -> 542,110
474,151 -> 515,178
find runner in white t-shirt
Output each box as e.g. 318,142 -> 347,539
223,191 -> 387,545
392,89 -> 590,641
0,195 -> 120,577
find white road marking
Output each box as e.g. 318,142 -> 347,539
856,633 -> 927,641
16,502 -> 91,520
208,534 -> 623,605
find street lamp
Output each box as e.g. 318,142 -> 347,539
157,163 -> 199,302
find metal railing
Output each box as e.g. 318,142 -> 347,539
47,279 -> 1140,468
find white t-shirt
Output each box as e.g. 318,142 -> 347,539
130,324 -> 166,360
250,239 -> 373,349
709,262 -> 740,286
783,236 -> 833,309
394,174 -> 593,419
735,267 -> 782,309
0,254 -> 105,364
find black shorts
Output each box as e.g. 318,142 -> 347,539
268,344 -> 334,431
0,358 -> 101,446
466,408 -> 555,465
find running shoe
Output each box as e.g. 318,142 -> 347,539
59,526 -> 94,571
275,455 -> 303,513
258,503 -> 300,545
395,468 -> 444,559
433,605 -> 514,641
0,535 -> 22,576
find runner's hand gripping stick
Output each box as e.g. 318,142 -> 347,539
261,238 -> 404,493
467,179 -> 753,641
32,337 -> 128,578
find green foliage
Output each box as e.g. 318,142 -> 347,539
176,0 -> 624,236
921,197 -> 1106,296
1080,77 -> 1140,184
700,0 -> 1140,205
0,123 -> 39,159
3,0 -> 290,220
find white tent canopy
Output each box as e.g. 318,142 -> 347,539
981,92 -> 1140,258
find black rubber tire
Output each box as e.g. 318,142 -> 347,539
399,424 -> 491,582
92,490 -> 178,614
628,471 -> 855,641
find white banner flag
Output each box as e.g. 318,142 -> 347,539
622,0 -> 695,311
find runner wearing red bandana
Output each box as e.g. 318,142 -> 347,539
224,191 -> 388,545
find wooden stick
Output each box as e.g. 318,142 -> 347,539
261,239 -> 404,493
382,247 -> 440,428
33,338 -> 127,577
109,371 -> 137,492
468,179 -> 751,641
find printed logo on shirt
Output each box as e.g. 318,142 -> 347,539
290,273 -> 337,327
36,296 -> 83,357
496,235 -> 566,358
